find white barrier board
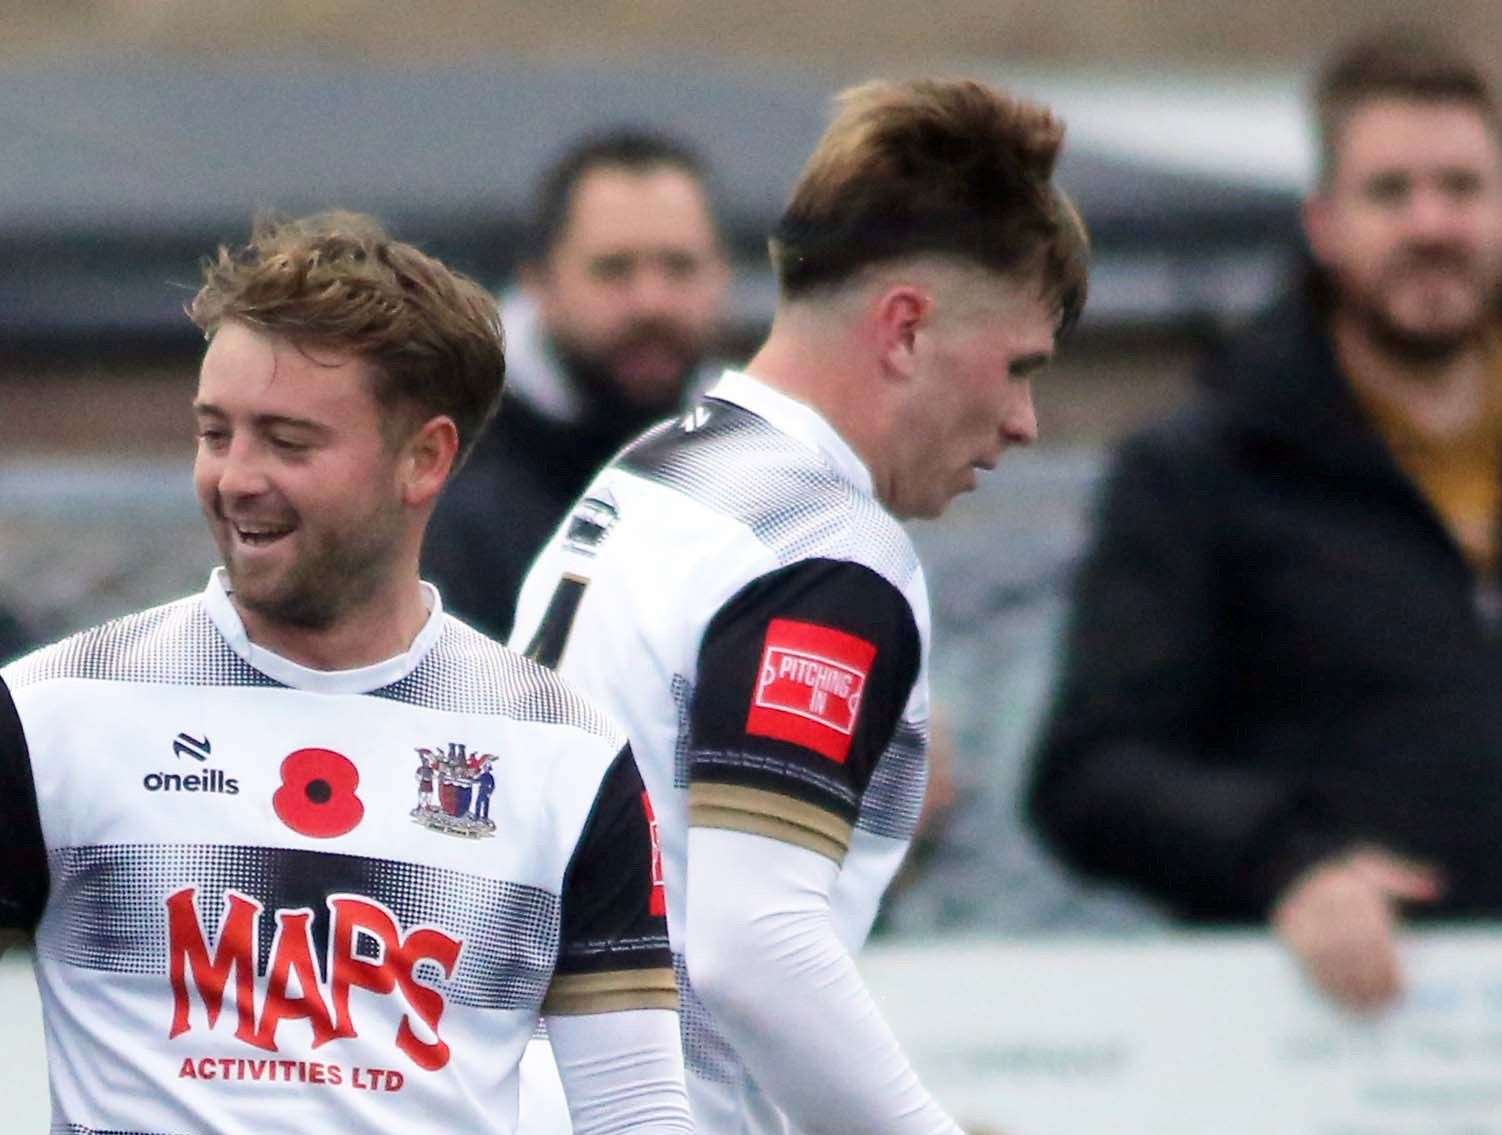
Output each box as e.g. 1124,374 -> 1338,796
863,932 -> 1502,1135
6,932 -> 1502,1133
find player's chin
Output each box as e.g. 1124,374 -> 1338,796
951,465 -> 980,500
1387,283 -> 1485,335
915,487 -> 961,520
223,563 -> 280,608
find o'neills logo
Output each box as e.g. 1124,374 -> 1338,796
145,769 -> 239,795
166,888 -> 462,1071
746,618 -> 878,764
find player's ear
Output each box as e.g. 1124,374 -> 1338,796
872,285 -> 931,381
401,415 -> 459,507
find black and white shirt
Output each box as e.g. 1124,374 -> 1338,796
0,571 -> 684,1135
513,370 -> 937,1133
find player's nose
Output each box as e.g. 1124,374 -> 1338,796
1001,387 -> 1039,446
212,438 -> 273,500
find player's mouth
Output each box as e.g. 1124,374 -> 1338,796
231,521 -> 295,549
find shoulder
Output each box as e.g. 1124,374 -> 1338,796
1,593 -> 272,695
617,401 -> 921,593
373,616 -> 625,748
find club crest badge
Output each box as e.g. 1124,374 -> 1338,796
411,742 -> 497,838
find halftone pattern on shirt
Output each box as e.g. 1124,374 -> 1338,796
375,620 -> 621,742
671,674 -> 694,789
5,598 -> 279,692
856,720 -> 929,839
41,843 -> 561,1010
620,401 -> 919,589
673,952 -> 744,1087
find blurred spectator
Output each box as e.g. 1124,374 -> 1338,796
1028,27 -> 1502,1012
423,128 -> 730,639
0,603 -> 33,666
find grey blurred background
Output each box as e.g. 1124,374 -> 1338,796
4,0 -> 1496,937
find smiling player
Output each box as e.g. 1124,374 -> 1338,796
0,211 -> 690,1135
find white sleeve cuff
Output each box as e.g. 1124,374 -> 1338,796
546,1008 -> 693,1135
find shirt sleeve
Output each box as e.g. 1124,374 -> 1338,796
687,557 -> 921,862
543,744 -> 677,1016
0,674 -> 47,932
548,1009 -> 694,1135
686,827 -> 962,1135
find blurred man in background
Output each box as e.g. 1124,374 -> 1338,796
424,129 -> 730,640
514,77 -> 1087,1133
1030,27 -> 1502,1013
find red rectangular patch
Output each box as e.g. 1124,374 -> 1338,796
641,791 -> 666,918
745,618 -> 877,763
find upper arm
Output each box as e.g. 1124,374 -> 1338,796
687,558 -> 921,864
0,675 -> 47,933
543,745 -> 675,1017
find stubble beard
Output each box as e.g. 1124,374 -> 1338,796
551,317 -> 706,422
1346,249 -> 1499,365
218,503 -> 405,633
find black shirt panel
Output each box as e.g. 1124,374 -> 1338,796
0,674 -> 47,931
688,557 -> 921,828
553,744 -> 672,979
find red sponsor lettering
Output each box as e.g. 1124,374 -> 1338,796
252,908 -> 337,1050
167,888 -> 260,1045
166,889 -> 462,1070
176,1056 -> 403,1090
641,791 -> 666,918
745,618 -> 876,762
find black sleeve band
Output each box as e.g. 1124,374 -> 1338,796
544,745 -> 675,1015
687,558 -> 921,860
0,674 -> 47,932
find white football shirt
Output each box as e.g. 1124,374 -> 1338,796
512,370 -> 932,1132
0,572 -> 680,1135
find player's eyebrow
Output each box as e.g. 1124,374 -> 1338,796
192,401 -> 333,437
1009,352 -> 1052,378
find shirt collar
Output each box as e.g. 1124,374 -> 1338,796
202,568 -> 445,694
702,369 -> 875,495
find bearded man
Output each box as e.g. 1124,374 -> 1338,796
1030,28 -> 1502,1014
424,129 -> 729,640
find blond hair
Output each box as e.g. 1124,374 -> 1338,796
189,211 -> 506,462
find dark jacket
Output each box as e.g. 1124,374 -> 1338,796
423,294 -> 711,641
423,388 -> 646,643
1027,289 -> 1502,922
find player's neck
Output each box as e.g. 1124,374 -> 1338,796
1332,312 -> 1493,438
744,320 -> 890,485
234,573 -> 432,673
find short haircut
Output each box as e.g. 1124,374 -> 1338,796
530,128 -> 712,260
770,78 -> 1088,335
1314,27 -> 1499,184
189,211 -> 506,465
